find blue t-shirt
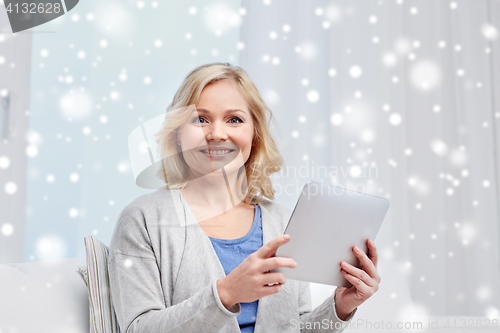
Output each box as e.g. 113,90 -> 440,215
209,204 -> 263,333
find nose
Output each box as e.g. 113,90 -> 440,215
206,121 -> 228,141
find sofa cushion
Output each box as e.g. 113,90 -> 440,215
82,236 -> 120,333
0,257 -> 89,333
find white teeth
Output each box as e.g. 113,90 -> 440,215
202,150 -> 231,155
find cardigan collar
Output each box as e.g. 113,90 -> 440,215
176,189 -> 291,332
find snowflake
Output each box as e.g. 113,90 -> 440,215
349,65 -> 362,78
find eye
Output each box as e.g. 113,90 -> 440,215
192,116 -> 207,124
229,117 -> 243,124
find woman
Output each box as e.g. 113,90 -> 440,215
108,63 -> 381,333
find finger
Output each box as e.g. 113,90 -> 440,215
340,261 -> 377,288
367,239 -> 378,268
261,284 -> 282,297
260,257 -> 297,272
341,269 -> 371,294
256,234 -> 290,259
260,272 -> 287,286
352,245 -> 379,281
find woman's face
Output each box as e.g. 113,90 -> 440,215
177,79 -> 255,178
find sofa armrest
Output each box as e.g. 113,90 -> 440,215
0,257 -> 90,333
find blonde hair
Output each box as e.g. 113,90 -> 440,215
154,62 -> 283,204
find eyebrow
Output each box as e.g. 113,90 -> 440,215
195,108 -> 246,115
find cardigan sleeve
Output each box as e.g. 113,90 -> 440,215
297,280 -> 356,332
107,207 -> 241,333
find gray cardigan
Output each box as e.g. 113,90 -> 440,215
108,188 -> 356,333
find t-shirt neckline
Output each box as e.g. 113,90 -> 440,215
208,204 -> 261,245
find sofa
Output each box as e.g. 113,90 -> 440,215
0,244 -> 435,333
0,257 -> 90,333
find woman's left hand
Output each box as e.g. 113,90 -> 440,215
334,239 -> 381,321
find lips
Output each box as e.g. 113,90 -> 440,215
196,142 -> 239,160
198,145 -> 235,160
198,144 -> 236,154
198,146 -> 234,151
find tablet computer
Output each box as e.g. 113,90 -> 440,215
273,181 -> 390,287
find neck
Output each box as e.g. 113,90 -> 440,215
180,167 -> 249,220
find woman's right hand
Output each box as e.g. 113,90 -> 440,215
216,234 -> 297,310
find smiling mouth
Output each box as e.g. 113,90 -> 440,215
199,149 -> 235,155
